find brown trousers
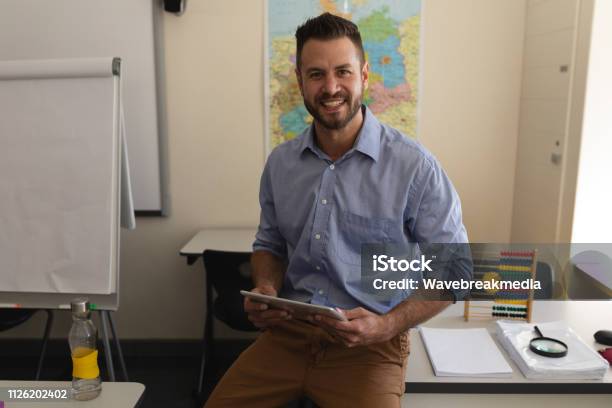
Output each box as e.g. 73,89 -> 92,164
204,319 -> 410,408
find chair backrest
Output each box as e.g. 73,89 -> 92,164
202,250 -> 257,332
203,250 -> 253,294
534,261 -> 553,299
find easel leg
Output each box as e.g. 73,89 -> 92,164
108,311 -> 129,381
35,309 -> 54,380
99,310 -> 116,381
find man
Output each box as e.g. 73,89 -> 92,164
205,13 -> 469,407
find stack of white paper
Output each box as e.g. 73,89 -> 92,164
496,320 -> 608,380
420,327 -> 513,377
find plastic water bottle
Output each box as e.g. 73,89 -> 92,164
69,298 -> 102,400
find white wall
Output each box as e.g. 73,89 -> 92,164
420,0 -> 525,243
4,0 -> 526,339
571,0 -> 612,242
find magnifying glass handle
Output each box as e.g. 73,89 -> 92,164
534,326 -> 544,338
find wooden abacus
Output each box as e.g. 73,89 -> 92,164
464,249 -> 538,322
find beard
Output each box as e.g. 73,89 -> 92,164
303,89 -> 362,130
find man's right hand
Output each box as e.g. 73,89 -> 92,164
244,285 -> 292,329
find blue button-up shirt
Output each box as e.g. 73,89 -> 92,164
254,107 -> 468,314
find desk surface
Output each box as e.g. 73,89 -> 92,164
180,228 -> 256,264
0,381 -> 144,407
407,301 -> 612,393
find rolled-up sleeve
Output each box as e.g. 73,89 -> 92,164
253,158 -> 287,259
407,157 -> 467,244
406,157 -> 472,299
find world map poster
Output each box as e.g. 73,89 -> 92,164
265,0 -> 422,153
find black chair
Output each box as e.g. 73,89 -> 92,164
197,250 -> 258,398
0,308 -> 54,379
534,261 -> 554,299
198,250 -> 317,408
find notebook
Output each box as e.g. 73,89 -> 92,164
420,327 -> 513,377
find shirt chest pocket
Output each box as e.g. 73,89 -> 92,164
335,211 -> 395,266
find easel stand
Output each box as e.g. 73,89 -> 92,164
98,310 -> 129,382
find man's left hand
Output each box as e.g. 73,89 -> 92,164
312,307 -> 397,348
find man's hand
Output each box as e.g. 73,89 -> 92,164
313,307 -> 396,347
244,285 -> 292,329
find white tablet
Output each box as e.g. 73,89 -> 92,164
240,290 -> 347,321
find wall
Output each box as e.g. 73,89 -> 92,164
419,0 -> 525,243
5,0 -> 526,339
571,0 -> 612,242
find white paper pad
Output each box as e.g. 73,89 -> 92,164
496,320 -> 608,380
420,327 -> 513,377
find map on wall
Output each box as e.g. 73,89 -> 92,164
265,0 -> 422,153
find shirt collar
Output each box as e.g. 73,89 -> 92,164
353,106 -> 381,162
299,105 -> 381,162
300,125 -> 318,156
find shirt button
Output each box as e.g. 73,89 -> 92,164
318,289 -> 324,295
329,164 -> 335,170
315,233 -> 321,240
321,199 -> 327,205
315,265 -> 321,270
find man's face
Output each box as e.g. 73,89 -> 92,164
296,37 -> 369,131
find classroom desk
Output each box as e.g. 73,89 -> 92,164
180,229 -> 612,398
180,227 -> 256,396
0,381 -> 144,407
179,227 -> 256,265
407,301 -> 612,394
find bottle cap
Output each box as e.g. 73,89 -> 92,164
71,297 -> 90,318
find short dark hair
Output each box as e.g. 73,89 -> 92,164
295,12 -> 365,69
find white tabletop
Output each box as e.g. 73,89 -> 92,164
406,301 -> 612,392
0,381 -> 144,407
180,228 -> 256,263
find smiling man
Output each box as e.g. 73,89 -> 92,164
205,13 -> 469,407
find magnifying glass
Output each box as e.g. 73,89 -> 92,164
529,326 -> 568,358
